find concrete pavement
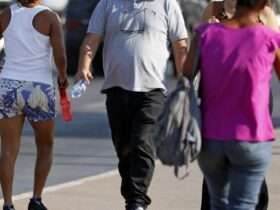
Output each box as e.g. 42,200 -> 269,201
1,131 -> 279,210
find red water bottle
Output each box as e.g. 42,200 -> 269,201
59,87 -> 73,122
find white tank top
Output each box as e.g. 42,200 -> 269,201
1,4 -> 53,85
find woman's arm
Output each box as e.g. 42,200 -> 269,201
48,12 -> 68,87
183,34 -> 200,80
259,6 -> 280,77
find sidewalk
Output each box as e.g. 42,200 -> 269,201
1,133 -> 280,210
2,163 -> 205,210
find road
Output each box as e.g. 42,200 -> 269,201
0,75 -> 279,199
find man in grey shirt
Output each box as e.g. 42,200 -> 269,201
76,0 -> 188,209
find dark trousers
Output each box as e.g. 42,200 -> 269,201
105,87 -> 165,209
201,179 -> 269,210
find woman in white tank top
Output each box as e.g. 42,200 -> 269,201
0,1 -> 68,210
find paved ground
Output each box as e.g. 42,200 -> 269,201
0,76 -> 280,209
1,137 -> 279,210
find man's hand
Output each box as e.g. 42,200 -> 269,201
75,69 -> 94,84
75,33 -> 102,84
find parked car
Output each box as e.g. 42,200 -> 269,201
65,0 -> 103,76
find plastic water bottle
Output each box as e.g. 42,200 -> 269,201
71,80 -> 87,98
59,88 -> 73,122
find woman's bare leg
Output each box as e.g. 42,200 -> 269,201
0,116 -> 25,205
29,119 -> 54,198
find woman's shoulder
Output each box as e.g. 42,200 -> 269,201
244,24 -> 280,50
34,9 -> 60,24
256,23 -> 279,37
195,23 -> 276,41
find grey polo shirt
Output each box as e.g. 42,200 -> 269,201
88,0 -> 188,92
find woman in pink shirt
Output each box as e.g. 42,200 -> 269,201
184,0 -> 280,209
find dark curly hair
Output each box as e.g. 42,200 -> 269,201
237,0 -> 268,8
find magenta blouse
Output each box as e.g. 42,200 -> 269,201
196,23 -> 280,142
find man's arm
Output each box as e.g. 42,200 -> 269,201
172,39 -> 188,77
76,33 -> 102,83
